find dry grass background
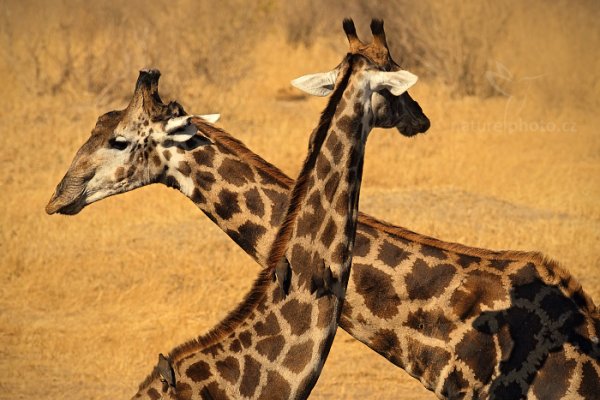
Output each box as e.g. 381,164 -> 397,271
1,1 -> 599,398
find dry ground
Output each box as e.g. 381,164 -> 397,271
1,1 -> 599,399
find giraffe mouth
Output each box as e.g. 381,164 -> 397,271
46,174 -> 92,215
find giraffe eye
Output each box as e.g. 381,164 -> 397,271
109,136 -> 129,150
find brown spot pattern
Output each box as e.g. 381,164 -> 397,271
353,232 -> 371,257
177,161 -> 191,176
254,312 -> 280,336
370,329 -> 402,365
531,351 -> 575,400
404,308 -> 457,341
456,329 -> 496,383
405,258 -> 456,300
281,299 -> 312,336
255,335 -> 285,362
218,158 -> 255,186
352,263 -> 400,319
244,188 -> 265,217
186,360 -> 212,382
320,218 -> 337,248
406,336 -> 451,383
378,240 -> 410,267
215,189 -> 241,220
282,340 -> 314,373
239,331 -> 252,348
421,244 -> 448,260
239,355 -> 261,398
257,371 -> 291,400
216,356 -> 240,384
192,147 -> 215,167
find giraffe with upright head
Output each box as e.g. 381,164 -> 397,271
47,20 -> 599,399
47,19 -> 424,399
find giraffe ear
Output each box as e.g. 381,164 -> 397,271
291,70 -> 339,97
369,70 -> 418,96
165,116 -> 197,142
197,114 -> 220,124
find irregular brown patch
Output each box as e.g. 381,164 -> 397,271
193,171 -> 216,191
244,187 -> 264,217
441,369 -> 469,399
216,356 -> 240,384
239,331 -> 252,348
191,188 -> 206,204
370,328 -> 402,366
325,133 -> 343,165
226,221 -> 266,259
255,335 -> 286,362
254,312 -> 280,336
282,340 -> 314,373
203,381 -> 229,400
177,161 -> 191,176
239,355 -> 261,398
406,336 -> 451,383
229,339 -> 242,353
404,308 -> 457,341
510,262 -> 539,287
214,189 -> 241,220
421,244 -> 448,260
315,154 -> 331,181
295,191 -> 325,240
455,329 -> 497,383
147,387 -> 161,400
289,244 -> 314,289
490,259 -> 512,270
320,218 -> 337,248
175,382 -> 193,400
531,351 -> 575,400
456,254 -> 482,268
218,158 -> 255,185
186,360 -> 212,382
323,172 -> 340,203
578,361 -> 600,398
450,270 -> 507,319
257,370 -> 291,400
378,240 -> 410,268
334,189 -> 349,216
115,166 -> 126,181
192,146 -> 214,167
281,299 -> 312,336
352,264 -> 400,319
317,296 -> 335,328
405,258 -> 456,300
163,149 -> 172,161
264,188 -> 288,227
353,232 -> 371,257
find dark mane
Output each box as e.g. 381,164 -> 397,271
266,54 -> 355,271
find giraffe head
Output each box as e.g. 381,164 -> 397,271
45,69 -> 220,215
292,19 -> 430,136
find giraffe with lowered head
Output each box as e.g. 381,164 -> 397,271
47,20 -> 599,399
47,20 -> 424,399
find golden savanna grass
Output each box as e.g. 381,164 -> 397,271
1,1 -> 599,398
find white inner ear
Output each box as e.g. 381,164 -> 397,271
165,116 -> 197,142
197,114 -> 220,124
291,70 -> 339,97
370,70 -> 418,96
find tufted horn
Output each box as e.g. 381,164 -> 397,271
370,19 -> 388,49
343,18 -> 364,51
126,69 -> 164,118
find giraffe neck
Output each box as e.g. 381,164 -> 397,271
134,57 -> 380,400
152,89 -> 600,400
